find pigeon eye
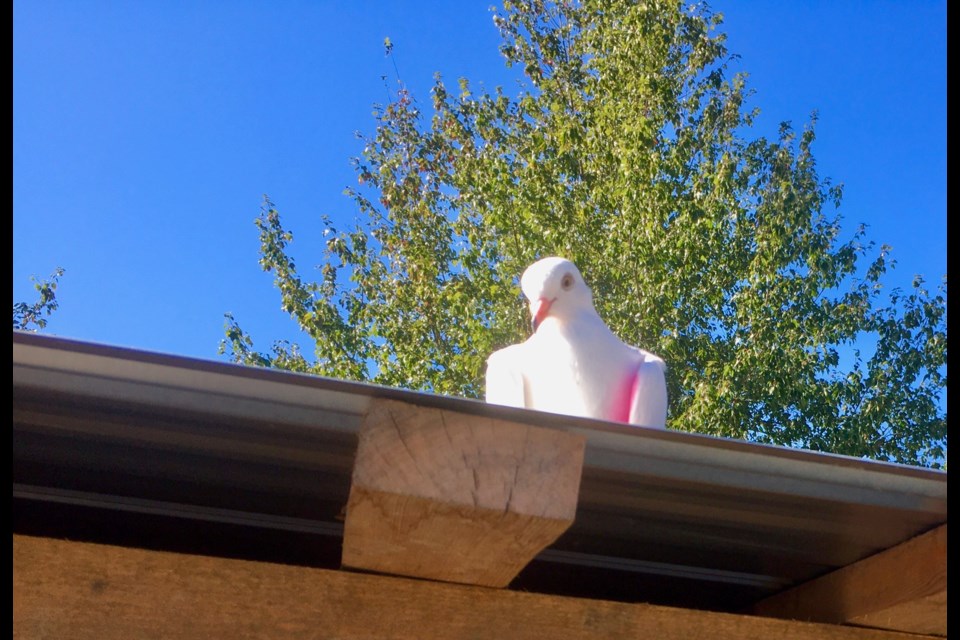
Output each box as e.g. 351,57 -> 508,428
561,273 -> 575,290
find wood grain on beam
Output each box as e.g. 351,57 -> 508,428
14,535 -> 938,640
341,398 -> 585,587
747,524 -> 946,636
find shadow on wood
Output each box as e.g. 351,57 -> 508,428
747,524 -> 946,636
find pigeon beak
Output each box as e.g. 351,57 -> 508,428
530,297 -> 554,332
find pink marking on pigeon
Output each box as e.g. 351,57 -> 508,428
609,362 -> 643,424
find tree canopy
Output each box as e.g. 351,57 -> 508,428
13,267 -> 65,332
222,0 -> 947,468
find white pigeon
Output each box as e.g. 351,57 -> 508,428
485,257 -> 668,429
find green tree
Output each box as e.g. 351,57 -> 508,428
222,0 -> 946,468
13,267 -> 65,332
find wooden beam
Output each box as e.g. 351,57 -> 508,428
341,398 -> 585,587
747,524 -> 946,636
13,535 -> 938,640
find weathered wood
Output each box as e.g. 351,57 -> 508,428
341,398 -> 585,587
13,534 -> 938,640
848,591 -> 947,637
747,524 -> 946,636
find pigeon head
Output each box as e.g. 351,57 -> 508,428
520,257 -> 594,332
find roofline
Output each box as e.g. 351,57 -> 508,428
13,330 -> 947,514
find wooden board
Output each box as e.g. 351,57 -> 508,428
341,398 -> 586,587
14,534 -> 939,640
748,524 -> 946,636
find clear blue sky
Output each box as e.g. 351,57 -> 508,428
14,1 -> 946,364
